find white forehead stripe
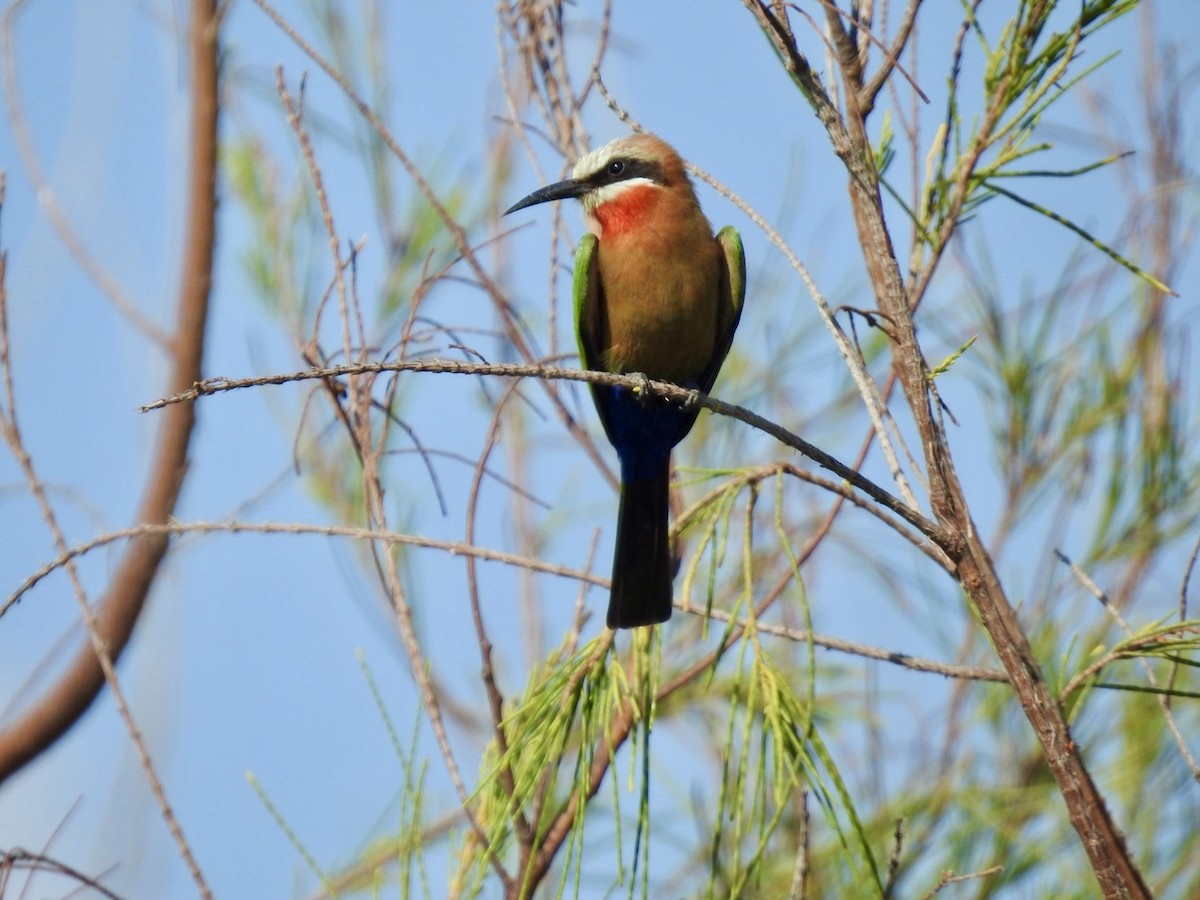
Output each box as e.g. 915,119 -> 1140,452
572,143 -> 611,180
571,137 -> 658,180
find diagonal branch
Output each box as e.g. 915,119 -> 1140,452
142,358 -> 944,543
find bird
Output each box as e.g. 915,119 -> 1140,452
505,134 -> 745,629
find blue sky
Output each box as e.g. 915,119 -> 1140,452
0,1 -> 1197,897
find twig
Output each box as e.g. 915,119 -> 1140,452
861,0 -> 926,111
699,606 -> 1007,683
883,816 -> 905,898
0,848 -> 124,900
920,865 -> 1003,898
276,66 -> 363,369
786,790 -> 809,900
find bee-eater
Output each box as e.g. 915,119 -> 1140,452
505,134 -> 745,629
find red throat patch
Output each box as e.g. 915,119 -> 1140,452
593,185 -> 658,237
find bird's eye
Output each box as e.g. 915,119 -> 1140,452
607,160 -> 625,176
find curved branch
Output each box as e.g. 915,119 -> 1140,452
0,0 -> 218,784
5,520 -> 609,616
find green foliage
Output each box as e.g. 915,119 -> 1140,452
467,632 -> 656,895
917,0 -> 1149,289
715,650 -> 882,898
224,135 -> 320,327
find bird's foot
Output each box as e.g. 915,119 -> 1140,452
682,387 -> 703,410
628,371 -> 652,402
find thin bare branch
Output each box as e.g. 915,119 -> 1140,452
142,357 -> 943,542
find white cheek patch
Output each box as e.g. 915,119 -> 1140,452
581,177 -> 657,212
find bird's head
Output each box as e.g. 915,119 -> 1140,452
504,134 -> 698,235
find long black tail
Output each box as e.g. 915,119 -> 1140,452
607,458 -> 673,629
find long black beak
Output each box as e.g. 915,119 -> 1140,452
503,178 -> 590,216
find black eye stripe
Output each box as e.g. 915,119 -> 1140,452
591,157 -> 665,187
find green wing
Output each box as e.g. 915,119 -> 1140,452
572,232 -> 601,374
698,225 -> 746,395
572,232 -> 618,441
